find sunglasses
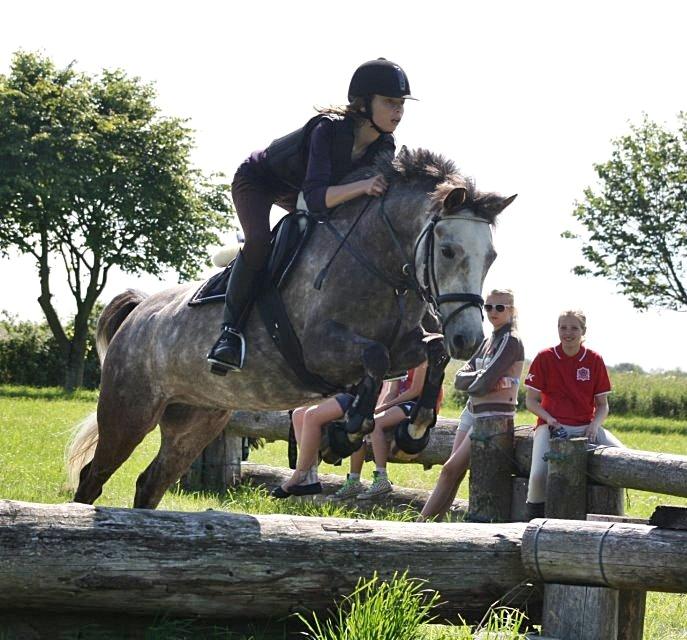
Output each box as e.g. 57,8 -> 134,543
484,304 -> 511,313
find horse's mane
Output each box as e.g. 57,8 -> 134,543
343,146 -> 502,224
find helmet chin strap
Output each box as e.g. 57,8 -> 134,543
363,96 -> 393,135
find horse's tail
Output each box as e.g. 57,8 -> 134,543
95,288 -> 149,361
65,289 -> 148,491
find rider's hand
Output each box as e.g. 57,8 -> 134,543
585,422 -> 600,443
361,175 -> 389,197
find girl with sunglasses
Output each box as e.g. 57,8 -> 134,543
419,289 -> 524,521
524,310 -> 623,518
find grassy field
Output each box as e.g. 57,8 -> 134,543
1,385 -> 686,639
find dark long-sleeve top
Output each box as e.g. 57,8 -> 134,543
454,323 -> 525,413
239,117 -> 395,213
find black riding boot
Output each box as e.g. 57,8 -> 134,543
525,501 -> 546,520
207,251 -> 261,374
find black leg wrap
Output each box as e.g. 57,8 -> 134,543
393,419 -> 431,455
320,421 -> 364,464
344,376 -> 379,434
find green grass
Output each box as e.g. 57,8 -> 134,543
1,385 -> 686,639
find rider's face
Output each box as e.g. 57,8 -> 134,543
370,95 -> 404,132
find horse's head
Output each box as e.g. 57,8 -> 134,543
416,168 -> 516,359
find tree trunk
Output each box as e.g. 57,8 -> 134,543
64,344 -> 86,391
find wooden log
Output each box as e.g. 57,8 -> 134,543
180,431 -> 242,493
543,584 -> 618,640
542,437 -> 618,640
618,590 -> 646,640
227,413 -> 687,502
511,479 -> 626,523
586,446 -> 687,498
544,437 -> 588,519
0,500 -> 533,624
522,518 -> 687,593
649,505 -> 687,530
241,463 -> 469,518
588,484 -> 625,516
468,416 -> 515,522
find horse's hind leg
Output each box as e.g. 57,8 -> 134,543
133,404 -> 230,509
74,389 -> 164,505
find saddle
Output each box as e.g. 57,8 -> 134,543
189,211 -> 311,306
189,212 -> 341,396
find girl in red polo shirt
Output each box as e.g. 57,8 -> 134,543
524,310 -> 623,516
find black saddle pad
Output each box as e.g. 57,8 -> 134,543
189,211 -> 312,307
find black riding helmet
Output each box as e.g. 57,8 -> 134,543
349,58 -> 417,134
348,58 -> 417,102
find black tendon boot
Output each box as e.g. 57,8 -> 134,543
207,251 -> 261,374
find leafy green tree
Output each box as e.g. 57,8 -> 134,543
0,51 -> 233,390
567,113 -> 687,311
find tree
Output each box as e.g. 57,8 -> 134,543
0,51 -> 233,390
567,113 -> 687,311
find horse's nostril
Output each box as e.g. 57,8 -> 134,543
452,334 -> 465,352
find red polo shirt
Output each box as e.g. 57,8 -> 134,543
524,345 -> 611,426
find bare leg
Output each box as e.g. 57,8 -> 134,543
292,406 -> 307,444
369,406 -> 407,470
420,430 -> 471,521
348,443 -> 366,476
282,398 -> 343,490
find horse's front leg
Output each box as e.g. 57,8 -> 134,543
304,320 -> 389,436
409,334 -> 450,436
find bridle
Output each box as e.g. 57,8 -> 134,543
313,192 -> 490,345
413,212 -> 491,328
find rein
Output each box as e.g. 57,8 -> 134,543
313,192 -> 489,347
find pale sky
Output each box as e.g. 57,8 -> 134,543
1,0 -> 686,371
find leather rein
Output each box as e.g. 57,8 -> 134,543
313,192 -> 489,346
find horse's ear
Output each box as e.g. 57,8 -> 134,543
493,194 -> 517,214
443,187 -> 467,212
477,193 -> 517,217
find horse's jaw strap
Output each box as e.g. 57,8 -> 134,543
414,212 -> 488,324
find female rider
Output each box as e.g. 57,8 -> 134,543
207,59 -> 415,373
419,289 -> 524,521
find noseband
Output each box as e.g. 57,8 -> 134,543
413,213 -> 491,327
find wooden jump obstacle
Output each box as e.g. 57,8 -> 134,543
184,411 -> 687,639
1,500 -> 686,625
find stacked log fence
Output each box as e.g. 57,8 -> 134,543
2,410 -> 687,638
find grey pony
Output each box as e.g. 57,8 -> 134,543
67,147 -> 516,509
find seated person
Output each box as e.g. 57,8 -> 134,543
524,309 -> 623,518
273,362 -> 435,498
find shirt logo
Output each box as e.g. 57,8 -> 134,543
576,367 -> 591,381
526,373 -> 534,382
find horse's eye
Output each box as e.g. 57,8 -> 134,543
441,246 -> 455,259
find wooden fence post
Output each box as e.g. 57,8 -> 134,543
468,416 -> 514,523
180,428 -> 242,493
542,436 -> 619,640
